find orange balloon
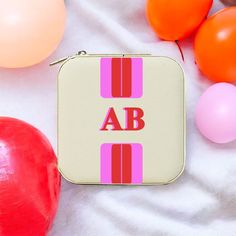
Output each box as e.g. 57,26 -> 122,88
0,0 -> 66,68
195,7 -> 236,82
146,0 -> 213,41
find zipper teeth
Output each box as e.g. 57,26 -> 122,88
76,53 -> 151,56
79,53 -> 150,56
50,53 -> 151,66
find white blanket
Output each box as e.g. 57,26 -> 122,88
1,0 -> 236,235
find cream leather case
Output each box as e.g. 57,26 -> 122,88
57,53 -> 185,185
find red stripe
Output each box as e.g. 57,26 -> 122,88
122,58 -> 132,97
121,144 -> 132,183
112,58 -> 121,97
111,144 -> 121,183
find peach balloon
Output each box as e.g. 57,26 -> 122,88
0,0 -> 66,68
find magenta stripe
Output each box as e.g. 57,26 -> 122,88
100,58 -> 112,98
100,143 -> 143,184
131,144 -> 143,184
100,144 -> 112,183
100,58 -> 143,98
131,58 -> 143,98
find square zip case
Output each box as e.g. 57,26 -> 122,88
57,52 -> 185,185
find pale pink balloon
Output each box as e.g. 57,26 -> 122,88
196,83 -> 236,143
0,0 -> 66,68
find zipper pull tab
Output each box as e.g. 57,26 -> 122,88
50,51 -> 87,66
49,56 -> 70,66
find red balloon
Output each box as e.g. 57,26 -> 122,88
195,7 -> 236,82
146,0 -> 213,41
0,117 -> 60,236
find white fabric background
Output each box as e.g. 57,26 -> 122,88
1,0 -> 236,235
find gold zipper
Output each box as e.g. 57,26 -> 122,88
50,50 -> 151,66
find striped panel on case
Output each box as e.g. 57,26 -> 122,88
111,58 -> 132,97
100,58 -> 143,98
100,143 -> 143,184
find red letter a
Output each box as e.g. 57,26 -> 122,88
100,107 -> 123,131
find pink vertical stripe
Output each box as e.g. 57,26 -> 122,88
100,58 -> 112,98
100,58 -> 143,98
131,144 -> 143,184
131,58 -> 143,98
101,143 -> 143,184
100,144 -> 112,184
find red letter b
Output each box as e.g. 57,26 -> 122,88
124,107 -> 145,131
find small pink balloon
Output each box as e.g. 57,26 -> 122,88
0,0 -> 66,68
196,83 -> 236,143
